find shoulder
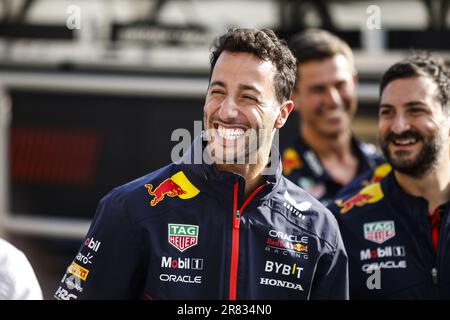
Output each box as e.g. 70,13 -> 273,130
273,177 -> 342,249
0,239 -> 42,300
337,162 -> 392,199
0,238 -> 26,265
358,141 -> 385,164
97,163 -> 201,224
329,180 -> 387,220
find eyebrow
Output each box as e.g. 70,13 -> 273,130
240,84 -> 262,95
210,81 -> 225,88
379,101 -> 428,109
404,101 -> 427,107
209,81 -> 262,95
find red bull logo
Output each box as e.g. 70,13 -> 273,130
146,179 -> 186,206
336,182 -> 384,214
294,243 -> 308,253
282,148 -> 302,176
337,193 -> 373,214
145,171 -> 200,206
371,163 -> 391,183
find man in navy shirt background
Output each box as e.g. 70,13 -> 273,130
330,54 -> 450,299
282,29 -> 385,206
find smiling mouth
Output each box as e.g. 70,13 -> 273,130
213,123 -> 248,141
391,137 -> 419,146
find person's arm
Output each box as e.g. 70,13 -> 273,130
54,190 -> 149,300
0,239 -> 43,300
309,220 -> 349,300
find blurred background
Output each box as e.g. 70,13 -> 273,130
0,0 -> 449,299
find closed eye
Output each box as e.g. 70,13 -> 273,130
242,95 -> 258,102
409,107 -> 426,114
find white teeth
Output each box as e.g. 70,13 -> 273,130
217,125 -> 245,140
394,138 -> 417,145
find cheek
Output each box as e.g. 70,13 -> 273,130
378,120 -> 391,137
341,88 -> 356,106
204,99 -> 218,118
298,96 -> 320,117
251,107 -> 276,129
417,118 -> 441,136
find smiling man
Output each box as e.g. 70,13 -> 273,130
330,55 -> 450,299
282,29 -> 385,206
55,28 -> 348,300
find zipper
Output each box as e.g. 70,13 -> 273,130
228,181 -> 267,300
430,206 -> 445,289
229,183 -> 240,300
431,267 -> 438,285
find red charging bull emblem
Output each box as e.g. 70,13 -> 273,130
336,182 -> 384,214
145,179 -> 186,206
337,193 -> 373,214
145,171 -> 200,207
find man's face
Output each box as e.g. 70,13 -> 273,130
293,54 -> 357,137
204,51 -> 292,164
378,76 -> 450,178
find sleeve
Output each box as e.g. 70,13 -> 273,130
0,239 -> 43,300
309,219 -> 349,300
54,191 -> 149,300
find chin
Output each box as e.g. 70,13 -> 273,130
318,127 -> 345,138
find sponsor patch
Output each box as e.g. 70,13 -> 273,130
360,246 -> 405,261
362,260 -> 407,273
265,230 -> 309,259
84,237 -> 101,252
259,277 -> 304,291
159,273 -> 202,284
364,220 -> 396,244
68,262 -> 89,281
161,256 -> 204,270
370,163 -> 392,183
283,191 -> 311,219
54,286 -> 77,300
145,171 -> 200,206
76,252 -> 94,265
264,260 -> 304,280
168,223 -> 199,252
336,182 -> 384,214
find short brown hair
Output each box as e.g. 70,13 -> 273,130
289,29 -> 354,72
210,28 -> 297,103
380,54 -> 450,112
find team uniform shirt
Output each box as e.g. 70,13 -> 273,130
282,134 -> 385,206
55,137 -> 348,300
335,163 -> 392,199
329,172 -> 450,299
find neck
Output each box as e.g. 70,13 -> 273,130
215,154 -> 268,199
301,123 -> 353,159
395,154 -> 450,211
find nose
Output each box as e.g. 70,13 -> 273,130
390,112 -> 411,134
325,87 -> 344,109
218,96 -> 239,121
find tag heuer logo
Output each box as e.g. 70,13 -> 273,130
364,220 -> 396,244
168,224 -> 199,252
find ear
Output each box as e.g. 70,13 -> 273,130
274,100 -> 294,129
352,72 -> 359,88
